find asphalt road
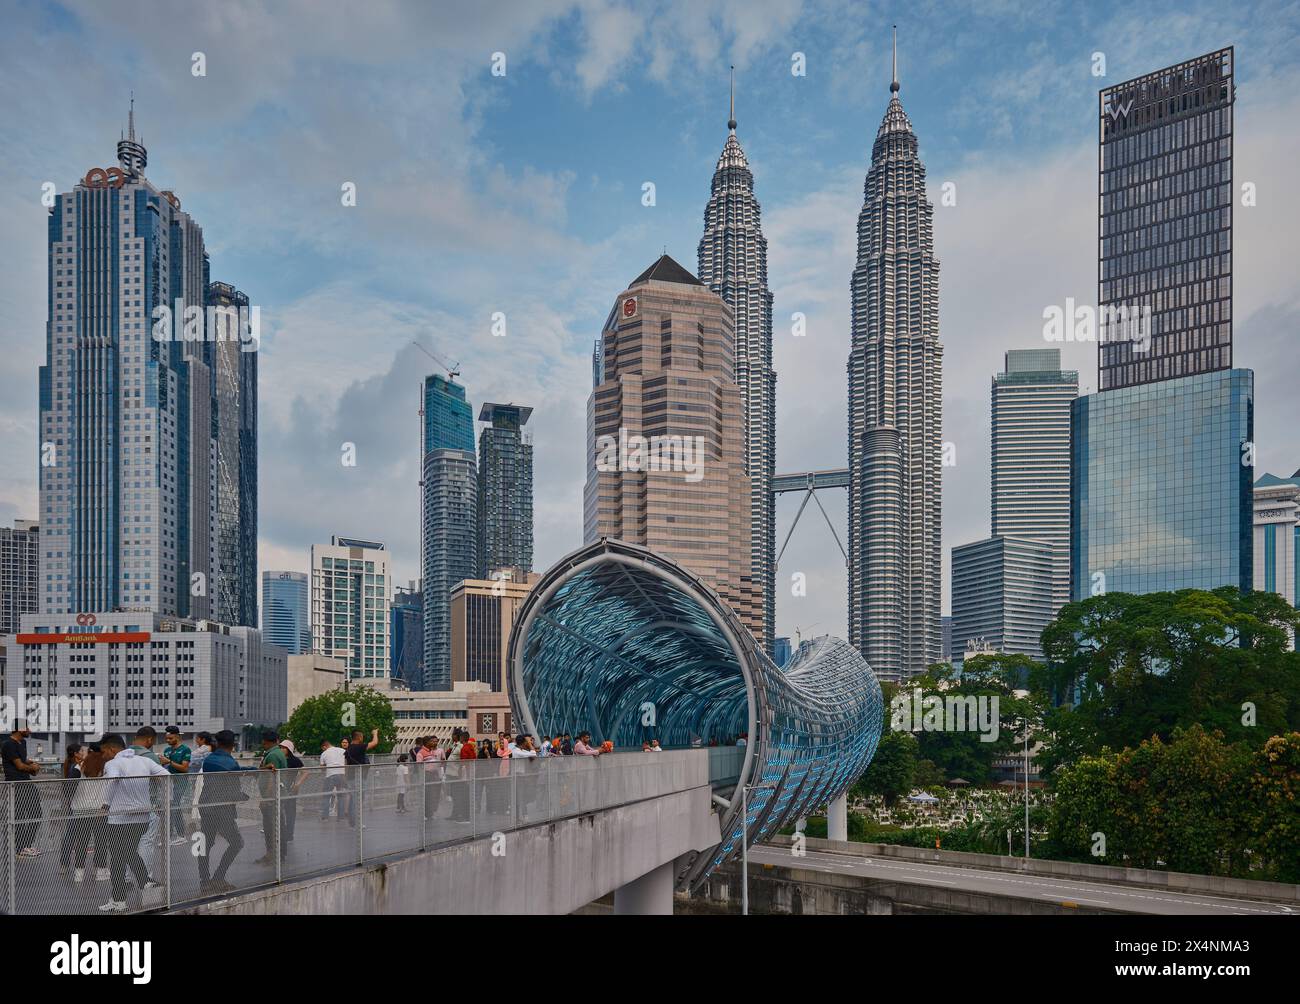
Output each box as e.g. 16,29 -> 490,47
748,845 -> 1297,915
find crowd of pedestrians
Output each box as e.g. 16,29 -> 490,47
4,718 -> 661,912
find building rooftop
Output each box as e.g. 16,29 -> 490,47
630,254 -> 703,288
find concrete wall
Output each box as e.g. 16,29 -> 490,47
175,785 -> 720,915
690,859 -> 1103,915
772,836 -> 1300,905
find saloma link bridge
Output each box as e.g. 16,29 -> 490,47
3,538 -> 883,917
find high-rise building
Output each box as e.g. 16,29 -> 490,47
38,104 -> 255,623
1098,49 -> 1235,391
206,281 -> 258,628
697,70 -> 775,653
421,372 -> 476,691
847,34 -> 943,682
261,569 -> 309,655
449,571 -> 538,695
310,536 -> 390,678
951,536 -> 1056,664
585,254 -> 762,635
1253,472 -> 1299,610
1073,49 -> 1252,601
390,582 -> 424,686
991,349 -> 1078,613
0,521 -> 39,635
476,403 -> 534,578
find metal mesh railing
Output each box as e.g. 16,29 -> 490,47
0,751 -> 702,914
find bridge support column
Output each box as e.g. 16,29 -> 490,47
827,793 -> 848,842
613,861 -> 674,915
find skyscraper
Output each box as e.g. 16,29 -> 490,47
585,255 -> 762,635
697,69 -> 775,652
476,403 -> 534,579
38,103 -> 256,623
1098,49 -> 1235,391
206,280 -> 258,627
991,349 -> 1077,613
262,569 -> 309,655
1253,472 -> 1299,613
847,33 -> 943,682
390,582 -> 424,686
951,536 -> 1055,665
0,521 -> 39,635
421,374 -> 476,690
1073,48 -> 1252,601
310,536 -> 390,678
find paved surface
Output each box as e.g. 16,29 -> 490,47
748,845 -> 1297,915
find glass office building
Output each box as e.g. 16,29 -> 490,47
262,570 -> 309,655
952,536 -> 1056,663
1071,368 -> 1253,599
390,583 -> 423,686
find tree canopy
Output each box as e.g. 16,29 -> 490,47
283,685 -> 397,757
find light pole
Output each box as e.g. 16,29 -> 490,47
1022,716 -> 1031,858
740,781 -> 776,916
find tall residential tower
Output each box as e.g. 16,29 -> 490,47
421,373 -> 477,690
476,402 -> 534,579
847,33 -> 943,682
697,69 -> 774,652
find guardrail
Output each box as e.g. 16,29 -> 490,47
0,750 -> 705,915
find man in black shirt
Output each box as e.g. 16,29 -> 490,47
344,728 -> 379,823
3,724 -> 43,857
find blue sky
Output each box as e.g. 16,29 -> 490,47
1,0 -> 1298,642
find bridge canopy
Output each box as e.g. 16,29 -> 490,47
508,538 -> 883,890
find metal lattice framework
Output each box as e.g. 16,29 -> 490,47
507,538 -> 883,891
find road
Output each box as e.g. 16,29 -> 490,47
748,845 -> 1296,915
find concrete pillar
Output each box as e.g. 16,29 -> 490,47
613,861 -> 674,915
827,793 -> 848,842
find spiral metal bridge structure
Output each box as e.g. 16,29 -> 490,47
507,538 -> 884,892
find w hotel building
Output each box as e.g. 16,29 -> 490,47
584,255 -> 762,637
1073,48 -> 1253,600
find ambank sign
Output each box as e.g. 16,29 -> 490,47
16,632 -> 150,645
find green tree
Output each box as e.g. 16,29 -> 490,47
1250,732 -> 1300,882
897,655 -> 1044,784
1036,588 -> 1300,774
853,730 -> 917,806
284,685 -> 397,757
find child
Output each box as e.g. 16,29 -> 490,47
395,754 -> 410,814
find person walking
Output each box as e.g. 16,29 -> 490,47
196,730 -> 247,895
160,726 -> 192,845
3,723 -> 43,858
253,729 -> 288,866
188,732 -> 213,824
97,733 -> 168,912
129,726 -> 164,863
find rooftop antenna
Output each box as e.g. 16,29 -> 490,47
728,64 -> 736,132
891,25 -> 900,93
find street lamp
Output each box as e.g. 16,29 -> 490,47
740,781 -> 776,916
1022,716 -> 1031,858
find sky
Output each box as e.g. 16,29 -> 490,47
1,0 -> 1297,644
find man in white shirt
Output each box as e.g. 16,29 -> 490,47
510,736 -> 538,759
649,740 -> 664,752
97,733 -> 168,912
318,738 -> 348,820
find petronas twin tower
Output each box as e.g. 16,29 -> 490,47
846,37 -> 944,681
695,38 -> 941,680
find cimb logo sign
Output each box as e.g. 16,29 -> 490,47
49,936 -> 152,984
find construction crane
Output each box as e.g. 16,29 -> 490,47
410,340 -> 461,381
